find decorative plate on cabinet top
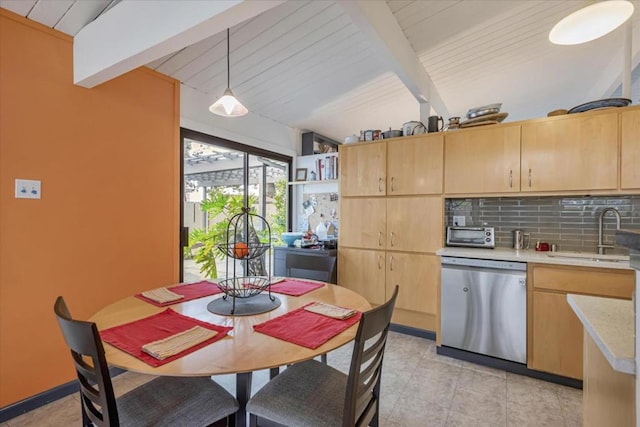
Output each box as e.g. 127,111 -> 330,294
567,98 -> 631,114
458,112 -> 508,128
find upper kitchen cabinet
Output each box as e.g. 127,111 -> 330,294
521,112 -> 618,192
339,141 -> 386,197
444,125 -> 521,194
387,134 -> 444,195
621,109 -> 640,190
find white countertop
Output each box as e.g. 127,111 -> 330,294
435,247 -> 632,270
567,294 -> 635,375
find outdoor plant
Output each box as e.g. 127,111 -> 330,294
187,180 -> 287,278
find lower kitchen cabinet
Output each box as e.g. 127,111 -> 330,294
338,248 -> 386,305
386,252 -> 439,331
528,264 -> 634,380
339,248 -> 439,331
530,290 -> 583,379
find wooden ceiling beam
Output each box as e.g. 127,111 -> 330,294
338,0 -> 449,119
73,0 -> 284,88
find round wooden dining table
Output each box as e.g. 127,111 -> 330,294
90,281 -> 371,427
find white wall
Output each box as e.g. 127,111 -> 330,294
180,84 -> 300,157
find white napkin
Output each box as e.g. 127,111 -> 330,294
270,277 -> 286,285
141,326 -> 218,360
304,302 -> 357,320
141,287 -> 184,304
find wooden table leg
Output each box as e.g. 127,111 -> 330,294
236,372 -> 252,427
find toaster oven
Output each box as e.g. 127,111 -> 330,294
446,226 -> 495,248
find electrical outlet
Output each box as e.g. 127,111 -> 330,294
15,179 -> 41,199
453,215 -> 466,227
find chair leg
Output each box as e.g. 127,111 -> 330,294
228,413 -> 236,427
321,353 -> 327,364
249,414 -> 258,427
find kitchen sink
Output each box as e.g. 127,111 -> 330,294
546,252 -> 629,263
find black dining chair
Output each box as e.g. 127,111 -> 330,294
247,285 -> 399,427
53,296 -> 239,427
285,253 -> 336,284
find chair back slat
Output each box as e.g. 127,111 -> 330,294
285,253 -> 336,283
342,285 -> 398,427
54,297 -> 119,427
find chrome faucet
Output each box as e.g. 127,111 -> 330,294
597,207 -> 621,255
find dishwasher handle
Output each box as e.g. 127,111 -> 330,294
441,256 -> 527,271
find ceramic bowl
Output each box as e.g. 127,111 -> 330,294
281,232 -> 304,247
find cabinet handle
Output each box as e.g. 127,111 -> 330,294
378,232 -> 383,247
391,177 -> 395,192
390,232 -> 395,247
377,256 -> 382,270
509,170 -> 513,188
389,255 -> 394,271
378,177 -> 383,193
528,168 -> 532,187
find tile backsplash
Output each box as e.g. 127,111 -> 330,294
445,195 -> 640,254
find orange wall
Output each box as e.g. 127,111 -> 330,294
0,10 -> 180,406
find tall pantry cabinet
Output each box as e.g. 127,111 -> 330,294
338,134 -> 444,332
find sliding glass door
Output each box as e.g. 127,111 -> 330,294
180,129 -> 290,282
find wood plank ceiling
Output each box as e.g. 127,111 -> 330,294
2,0 -> 639,142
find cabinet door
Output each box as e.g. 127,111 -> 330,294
386,197 -> 443,253
338,248 -> 386,305
444,125 -> 520,194
387,134 -> 443,195
386,252 -> 438,316
521,113 -> 618,192
339,142 -> 386,197
621,109 -> 640,189
339,198 -> 386,249
530,290 -> 583,379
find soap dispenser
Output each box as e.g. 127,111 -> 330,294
315,215 -> 328,240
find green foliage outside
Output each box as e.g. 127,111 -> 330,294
187,180 -> 287,279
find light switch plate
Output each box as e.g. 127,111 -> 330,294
453,215 -> 466,227
15,179 -> 41,199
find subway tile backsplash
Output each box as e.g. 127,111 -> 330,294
445,195 -> 640,254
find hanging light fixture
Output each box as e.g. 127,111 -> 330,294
209,28 -> 248,117
549,1 -> 634,45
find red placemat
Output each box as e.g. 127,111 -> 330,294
253,303 -> 362,349
269,279 -> 324,296
100,308 -> 232,367
135,280 -> 222,307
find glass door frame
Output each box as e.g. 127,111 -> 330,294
179,127 -> 293,281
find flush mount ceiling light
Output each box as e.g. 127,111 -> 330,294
549,0 -> 634,45
209,28 -> 248,117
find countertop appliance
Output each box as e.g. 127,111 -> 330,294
446,226 -> 495,248
441,256 -> 527,364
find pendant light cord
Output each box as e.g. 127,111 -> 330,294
226,28 -> 230,89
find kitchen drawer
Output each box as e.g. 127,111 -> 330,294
529,264 -> 634,298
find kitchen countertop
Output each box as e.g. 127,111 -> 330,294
435,247 -> 632,270
567,294 -> 635,375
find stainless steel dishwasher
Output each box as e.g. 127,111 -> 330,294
441,256 -> 527,364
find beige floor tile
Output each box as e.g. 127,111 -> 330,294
506,372 -> 562,413
388,399 -> 449,427
6,395 -> 81,427
450,388 -> 507,426
507,401 -> 566,427
399,375 -> 459,409
557,385 -> 582,427
457,367 -> 507,400
416,358 -> 463,384
446,409 -> 503,427
461,360 -> 507,379
379,391 -> 401,422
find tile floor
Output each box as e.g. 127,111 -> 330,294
3,331 -> 582,426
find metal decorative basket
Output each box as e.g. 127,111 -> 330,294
211,206 -> 279,315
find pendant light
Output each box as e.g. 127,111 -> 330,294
549,1 -> 634,45
209,28 -> 248,117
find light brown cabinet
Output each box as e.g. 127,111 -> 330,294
444,125 -> 521,194
521,112 -> 619,192
621,109 -> 640,189
339,136 -> 444,332
528,264 -> 634,379
387,134 -> 443,195
339,141 -> 386,197
337,248 -> 386,306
